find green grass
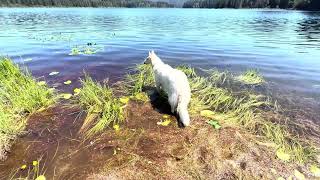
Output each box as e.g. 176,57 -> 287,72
236,69 -> 265,85
123,64 -> 154,95
123,63 -> 317,163
0,57 -> 55,160
77,75 -> 125,138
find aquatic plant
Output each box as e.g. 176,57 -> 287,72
77,75 -> 125,138
0,57 -> 55,160
236,69 -> 265,85
70,47 -> 81,55
69,44 -> 104,56
177,65 -> 197,78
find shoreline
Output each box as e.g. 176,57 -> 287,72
0,6 -> 320,11
1,58 -> 319,179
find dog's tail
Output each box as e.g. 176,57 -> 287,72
177,96 -> 190,127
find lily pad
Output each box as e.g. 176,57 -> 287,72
113,124 -> 120,132
61,93 -> 72,100
294,169 -> 305,180
69,48 -> 81,55
37,81 -> 46,86
276,149 -> 290,162
206,120 -> 221,129
64,80 -> 72,85
49,71 -> 59,76
157,119 -> 171,126
35,175 -> 46,180
32,160 -> 38,166
20,164 -> 27,170
310,165 -> 320,177
83,48 -> 96,55
200,110 -> 215,118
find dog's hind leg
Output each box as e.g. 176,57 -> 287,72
155,77 -> 161,93
168,93 -> 178,114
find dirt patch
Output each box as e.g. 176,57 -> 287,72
85,101 -> 301,179
0,100 -> 312,179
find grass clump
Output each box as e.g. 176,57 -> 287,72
123,64 -> 154,95
123,63 -> 316,163
237,69 -> 265,85
77,75 -> 125,138
0,57 -> 55,160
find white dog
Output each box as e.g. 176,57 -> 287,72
144,51 -> 191,127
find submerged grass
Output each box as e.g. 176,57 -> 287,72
0,57 -> 55,160
123,63 -> 317,164
77,75 -> 125,138
237,69 -> 265,85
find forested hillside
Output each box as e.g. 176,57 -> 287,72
0,0 -> 173,7
182,0 -> 320,10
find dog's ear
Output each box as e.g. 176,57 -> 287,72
151,50 -> 155,55
149,51 -> 151,56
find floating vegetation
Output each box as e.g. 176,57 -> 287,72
61,93 -> 72,100
64,80 -> 72,85
70,47 -> 81,56
0,57 -> 55,160
123,63 -> 317,164
236,69 -> 265,85
77,75 -> 125,138
69,44 -> 104,56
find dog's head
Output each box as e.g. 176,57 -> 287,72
144,50 -> 155,64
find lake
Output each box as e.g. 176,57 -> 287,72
0,8 -> 320,121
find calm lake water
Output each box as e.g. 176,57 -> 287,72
0,8 -> 320,119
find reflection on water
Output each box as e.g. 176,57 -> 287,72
0,8 -> 319,118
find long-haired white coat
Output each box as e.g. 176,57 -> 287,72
144,51 -> 191,127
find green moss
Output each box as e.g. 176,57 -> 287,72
77,75 -> 125,138
0,57 -> 55,160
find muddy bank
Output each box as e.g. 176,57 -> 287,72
0,99 -> 314,179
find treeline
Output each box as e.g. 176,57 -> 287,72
0,0 -> 173,7
182,0 -> 320,10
